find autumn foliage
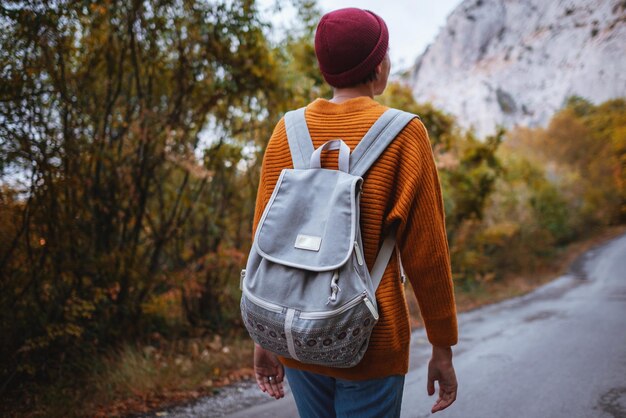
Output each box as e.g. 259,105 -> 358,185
0,0 -> 624,414
0,0 -> 282,403
381,86 -> 625,286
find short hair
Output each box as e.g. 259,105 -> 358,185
329,51 -> 387,88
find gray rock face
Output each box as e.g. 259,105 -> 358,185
409,0 -> 626,136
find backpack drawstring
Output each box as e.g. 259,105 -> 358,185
327,270 -> 341,305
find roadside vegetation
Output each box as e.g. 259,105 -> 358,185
0,1 -> 624,416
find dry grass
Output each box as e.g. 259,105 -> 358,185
86,336 -> 255,417
14,335 -> 254,418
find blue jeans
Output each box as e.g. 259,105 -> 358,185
285,367 -> 405,418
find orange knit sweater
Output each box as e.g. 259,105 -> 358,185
252,97 -> 458,380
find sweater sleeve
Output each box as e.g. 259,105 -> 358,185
393,118 -> 458,347
252,118 -> 289,237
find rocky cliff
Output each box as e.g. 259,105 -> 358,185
409,0 -> 626,136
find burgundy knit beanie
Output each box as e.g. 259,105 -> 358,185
314,8 -> 389,88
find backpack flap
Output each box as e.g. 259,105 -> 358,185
254,168 -> 363,272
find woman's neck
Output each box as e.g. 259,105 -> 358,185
329,84 -> 375,104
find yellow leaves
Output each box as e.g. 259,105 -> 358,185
89,3 -> 108,16
59,291 -> 97,324
141,288 -> 183,325
17,321 -> 86,361
481,222 -> 520,246
505,97 -> 626,229
63,323 -> 84,338
16,362 -> 37,375
248,60 -> 265,78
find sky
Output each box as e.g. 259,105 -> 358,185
257,0 -> 464,72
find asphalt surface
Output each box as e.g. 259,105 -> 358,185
155,233 -> 626,418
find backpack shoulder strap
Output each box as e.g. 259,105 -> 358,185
284,107 -> 315,169
352,109 -> 418,289
370,228 -> 398,290
349,109 -> 418,178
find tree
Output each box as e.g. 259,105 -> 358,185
0,0 -> 279,388
506,97 -> 626,227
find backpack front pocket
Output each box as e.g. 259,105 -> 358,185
241,291 -> 378,368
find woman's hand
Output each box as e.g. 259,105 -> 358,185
254,344 -> 285,399
427,345 -> 458,413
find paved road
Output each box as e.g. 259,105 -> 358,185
160,234 -> 626,418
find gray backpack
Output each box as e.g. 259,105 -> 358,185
240,107 -> 416,368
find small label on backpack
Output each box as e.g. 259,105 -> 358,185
295,234 -> 322,252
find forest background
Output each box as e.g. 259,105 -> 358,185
0,0 -> 624,416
